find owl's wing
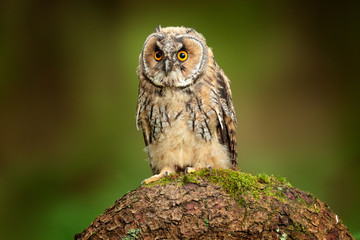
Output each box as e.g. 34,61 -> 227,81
136,88 -> 152,147
136,88 -> 159,174
213,71 -> 237,168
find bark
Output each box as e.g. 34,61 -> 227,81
75,169 -> 354,240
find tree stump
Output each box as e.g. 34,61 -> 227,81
75,169 -> 354,239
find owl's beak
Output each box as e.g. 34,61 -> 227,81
164,59 -> 173,76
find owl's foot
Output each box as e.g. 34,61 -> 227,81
207,165 -> 212,175
184,165 -> 212,175
141,168 -> 173,185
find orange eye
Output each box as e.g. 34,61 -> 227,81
177,50 -> 188,61
154,51 -> 162,61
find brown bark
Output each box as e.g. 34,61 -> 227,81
75,169 -> 354,239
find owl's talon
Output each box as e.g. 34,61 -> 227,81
207,165 -> 212,175
185,167 -> 199,174
142,168 -> 174,185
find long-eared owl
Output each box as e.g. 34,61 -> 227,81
136,26 -> 237,184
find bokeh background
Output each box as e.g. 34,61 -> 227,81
0,1 -> 359,239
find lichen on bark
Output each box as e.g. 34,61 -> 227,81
75,169 -> 354,239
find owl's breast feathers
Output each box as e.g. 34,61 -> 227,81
136,62 -> 237,170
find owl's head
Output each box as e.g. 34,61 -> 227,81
138,26 -> 209,88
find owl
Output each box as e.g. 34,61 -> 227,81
136,26 -> 237,184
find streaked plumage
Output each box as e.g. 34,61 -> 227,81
136,26 -> 237,184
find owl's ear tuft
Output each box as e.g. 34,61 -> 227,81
185,28 -> 206,42
186,28 -> 196,34
154,25 -> 162,33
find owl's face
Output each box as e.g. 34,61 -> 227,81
139,26 -> 209,88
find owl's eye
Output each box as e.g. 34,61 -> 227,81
154,51 -> 162,61
177,51 -> 188,61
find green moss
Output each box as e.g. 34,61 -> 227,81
295,192 -> 318,210
280,232 -> 288,240
181,173 -> 200,185
121,228 -> 141,240
204,218 -> 209,226
201,169 -> 258,204
203,169 -> 292,205
144,174 -> 176,187
274,175 -> 292,187
296,195 -> 308,206
291,221 -> 307,233
313,204 -> 320,213
144,169 -> 293,206
256,173 -> 271,184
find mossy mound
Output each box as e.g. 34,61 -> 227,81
76,169 -> 354,239
146,169 -> 300,206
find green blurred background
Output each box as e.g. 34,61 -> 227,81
0,1 -> 359,239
